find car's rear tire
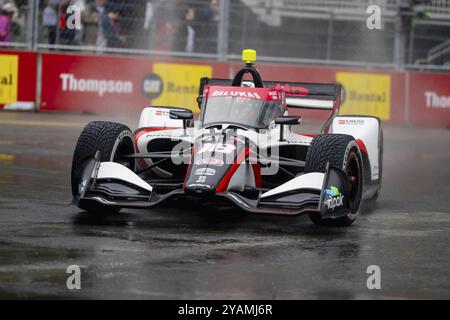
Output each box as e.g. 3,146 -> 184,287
370,127 -> 383,202
71,121 -> 135,214
359,127 -> 383,213
305,134 -> 363,226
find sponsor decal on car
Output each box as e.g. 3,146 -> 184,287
154,109 -> 170,116
197,143 -> 236,154
78,179 -> 88,193
195,176 -> 207,183
323,186 -> 344,210
195,168 -> 216,176
195,158 -> 224,166
211,90 -> 262,100
268,90 -> 281,101
338,119 -> 365,125
274,83 -> 309,97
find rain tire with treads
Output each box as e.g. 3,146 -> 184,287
305,134 -> 363,226
71,121 -> 135,213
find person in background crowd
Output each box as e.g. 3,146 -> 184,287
142,0 -> 153,49
42,0 -> 59,44
95,0 -> 107,49
175,6 -> 195,53
82,0 -> 100,46
210,0 -> 220,18
149,1 -> 176,51
71,0 -> 86,45
195,0 -> 220,53
101,4 -> 125,48
7,0 -> 23,40
0,2 -> 15,42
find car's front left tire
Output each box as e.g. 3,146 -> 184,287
305,134 -> 364,226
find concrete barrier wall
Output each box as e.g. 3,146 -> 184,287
0,50 -> 449,127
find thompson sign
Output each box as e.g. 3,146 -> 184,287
40,53 -> 226,113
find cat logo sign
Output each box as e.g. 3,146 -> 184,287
150,63 -> 212,111
0,54 -> 18,104
336,72 -> 391,120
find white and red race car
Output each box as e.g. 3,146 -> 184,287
71,50 -> 382,226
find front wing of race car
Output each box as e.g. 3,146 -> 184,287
74,152 -> 356,219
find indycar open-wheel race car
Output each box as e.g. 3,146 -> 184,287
71,50 -> 383,226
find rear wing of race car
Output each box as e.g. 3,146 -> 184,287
198,77 -> 343,111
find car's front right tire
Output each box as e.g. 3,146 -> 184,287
71,121 -> 135,214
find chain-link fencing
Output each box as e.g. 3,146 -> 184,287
0,0 -> 449,70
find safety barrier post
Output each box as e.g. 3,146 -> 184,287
27,0 -> 39,51
217,0 -> 230,61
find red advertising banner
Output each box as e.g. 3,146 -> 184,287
40,53 -> 228,113
0,50 -> 37,110
408,72 -> 450,127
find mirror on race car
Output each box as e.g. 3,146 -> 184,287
169,109 -> 194,120
275,116 -> 302,142
170,109 -> 194,136
275,116 -> 302,125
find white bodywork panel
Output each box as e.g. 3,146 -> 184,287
135,128 -> 193,178
95,162 -> 153,192
138,107 -> 186,128
261,172 -> 324,198
329,116 -> 380,181
286,98 -> 333,109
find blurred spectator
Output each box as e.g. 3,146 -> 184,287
95,0 -> 107,49
150,4 -> 175,52
143,1 -> 153,33
72,0 -> 86,45
42,0 -> 59,44
195,0 -> 220,53
142,0 -> 154,49
101,4 -> 126,48
82,1 -> 99,46
175,6 -> 195,53
0,2 -> 15,42
9,0 -> 24,39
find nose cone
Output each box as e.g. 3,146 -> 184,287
184,133 -> 253,196
184,162 -> 229,196
184,184 -> 215,198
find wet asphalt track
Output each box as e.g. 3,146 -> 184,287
0,111 -> 449,299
